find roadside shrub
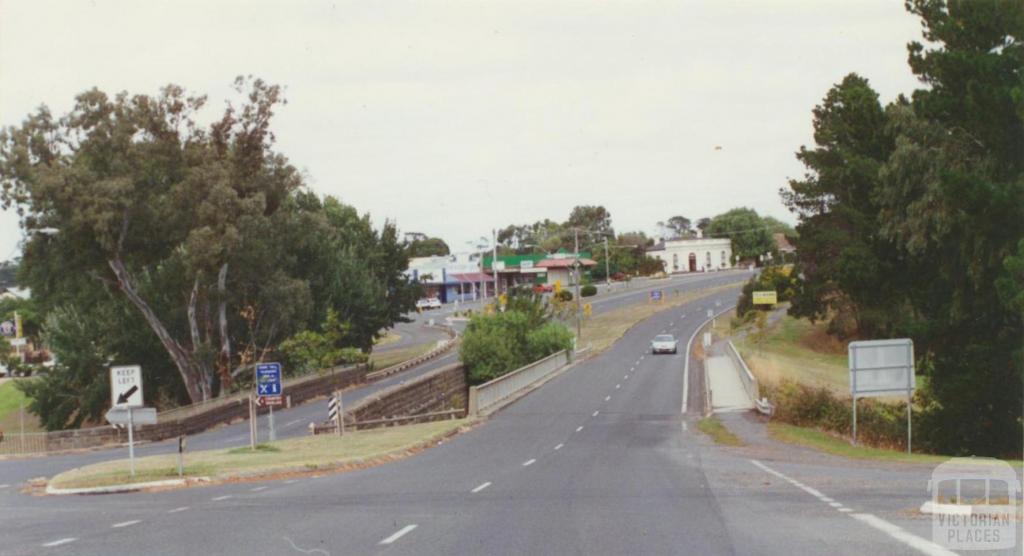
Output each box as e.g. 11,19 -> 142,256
460,308 -> 573,385
580,284 -> 597,297
763,379 -> 913,450
736,265 -> 799,317
554,290 -> 573,302
526,322 -> 574,361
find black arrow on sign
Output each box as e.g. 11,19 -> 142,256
117,385 -> 138,405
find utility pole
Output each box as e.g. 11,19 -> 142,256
492,229 -> 499,298
574,227 -> 582,340
603,236 -> 610,287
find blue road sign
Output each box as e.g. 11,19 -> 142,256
650,290 -> 662,301
255,363 -> 282,396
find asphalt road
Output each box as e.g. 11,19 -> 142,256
5,273 -> 1008,555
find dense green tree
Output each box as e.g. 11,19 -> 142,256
657,215 -> 692,239
406,237 -> 450,257
706,208 -> 775,264
567,205 -> 614,237
781,74 -> 907,338
876,0 -> 1023,455
0,79 -> 418,426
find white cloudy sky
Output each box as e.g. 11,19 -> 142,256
0,0 -> 924,258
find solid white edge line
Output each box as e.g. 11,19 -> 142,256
751,460 -> 956,556
522,459 -> 536,467
42,538 -> 76,547
682,304 -> 735,414
851,513 -> 958,556
168,506 -> 189,513
379,524 -> 418,545
111,520 -> 141,528
471,481 -> 491,493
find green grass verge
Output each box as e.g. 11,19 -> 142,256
50,419 -> 470,489
697,416 -> 746,446
767,422 -> 1023,467
370,342 -> 434,369
0,379 -> 43,433
732,315 -> 850,395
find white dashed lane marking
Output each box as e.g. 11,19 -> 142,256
615,384 -> 620,389
575,426 -> 583,432
212,495 -> 232,501
379,524 -> 418,545
554,443 -> 564,451
111,520 -> 141,528
522,459 -> 536,467
42,538 -> 76,547
251,486 -> 268,492
604,396 -> 611,401
592,411 -> 599,417
168,506 -> 189,513
471,482 -> 491,493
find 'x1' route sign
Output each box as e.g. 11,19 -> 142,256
255,362 -> 283,397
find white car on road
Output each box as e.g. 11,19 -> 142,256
416,297 -> 442,310
651,334 -> 678,354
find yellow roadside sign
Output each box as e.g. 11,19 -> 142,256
752,291 -> 777,305
553,280 -> 561,293
583,303 -> 592,317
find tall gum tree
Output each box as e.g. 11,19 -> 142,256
0,78 -> 300,403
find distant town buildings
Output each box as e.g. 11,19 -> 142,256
646,238 -> 733,273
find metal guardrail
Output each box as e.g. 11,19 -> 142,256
0,432 -> 48,455
365,326 -> 459,382
468,350 -> 570,416
726,340 -> 775,416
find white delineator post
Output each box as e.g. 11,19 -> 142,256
127,407 -> 135,478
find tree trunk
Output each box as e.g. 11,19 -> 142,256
216,263 -> 232,388
108,257 -> 206,403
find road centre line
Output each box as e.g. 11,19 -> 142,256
41,538 -> 76,547
750,460 -> 956,556
379,524 -> 418,545
554,443 -> 564,450
471,482 -> 491,493
285,419 -> 302,427
111,520 -> 141,528
168,506 -> 189,513
522,459 -> 536,467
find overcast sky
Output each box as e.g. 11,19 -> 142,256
0,0 -> 924,259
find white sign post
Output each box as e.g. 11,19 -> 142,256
848,339 -> 915,453
109,365 -> 144,477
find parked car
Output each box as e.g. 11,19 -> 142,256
651,334 -> 678,354
532,283 -> 553,294
610,272 -> 628,281
416,297 -> 442,310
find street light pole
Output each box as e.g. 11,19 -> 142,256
574,227 -> 582,341
492,229 -> 499,298
604,236 -> 610,286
